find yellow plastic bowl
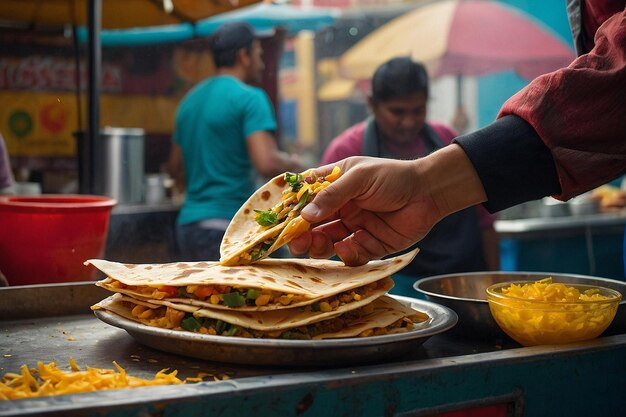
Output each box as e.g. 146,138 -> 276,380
486,280 -> 622,346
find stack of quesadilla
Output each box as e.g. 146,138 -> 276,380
89,249 -> 429,340
91,168 -> 430,341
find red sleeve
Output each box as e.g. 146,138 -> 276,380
321,122 -> 367,164
498,10 -> 626,200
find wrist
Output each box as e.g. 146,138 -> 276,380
417,144 -> 487,217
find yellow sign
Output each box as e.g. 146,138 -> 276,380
1,91 -> 180,157
1,92 -> 78,156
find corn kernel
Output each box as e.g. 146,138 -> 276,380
255,294 -> 271,306
319,302 -> 332,312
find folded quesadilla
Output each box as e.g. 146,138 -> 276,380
86,248 -> 418,311
219,167 -> 341,266
93,293 -> 429,340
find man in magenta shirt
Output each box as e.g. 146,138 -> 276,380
321,58 -> 499,294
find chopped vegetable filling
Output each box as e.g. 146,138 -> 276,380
126,301 -> 417,339
110,277 -> 386,310
253,166 -> 341,229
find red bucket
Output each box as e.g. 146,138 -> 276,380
0,195 -> 116,286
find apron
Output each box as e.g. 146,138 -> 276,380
362,118 -> 487,279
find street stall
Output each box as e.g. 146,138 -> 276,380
3,2 -> 626,416
496,211 -> 626,280
2,281 -> 626,417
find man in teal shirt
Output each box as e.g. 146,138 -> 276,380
169,22 -> 301,261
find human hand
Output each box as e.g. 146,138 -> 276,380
288,145 -> 487,265
288,156 -> 443,265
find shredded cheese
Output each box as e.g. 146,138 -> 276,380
0,358 -> 191,400
489,278 -> 619,346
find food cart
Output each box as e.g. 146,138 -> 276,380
2,282 -> 626,417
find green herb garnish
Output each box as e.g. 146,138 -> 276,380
254,209 -> 278,227
284,172 -> 303,192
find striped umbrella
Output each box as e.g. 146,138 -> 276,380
339,0 -> 575,80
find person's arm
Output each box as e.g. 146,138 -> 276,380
454,115 -> 561,212
498,10 -> 626,201
456,11 -> 625,212
166,142 -> 186,194
246,131 -> 301,177
243,87 -> 302,177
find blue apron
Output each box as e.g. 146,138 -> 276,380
362,118 -> 486,294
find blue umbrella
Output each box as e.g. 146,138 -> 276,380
196,3 -> 339,37
77,23 -> 196,47
77,3 -> 339,47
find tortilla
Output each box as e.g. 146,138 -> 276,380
92,293 -> 429,340
86,248 -> 418,311
219,167 -> 341,266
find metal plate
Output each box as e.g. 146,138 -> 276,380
93,295 -> 458,367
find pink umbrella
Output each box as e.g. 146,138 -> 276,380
339,0 -> 576,131
340,0 -> 575,80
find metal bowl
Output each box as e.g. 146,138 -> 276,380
414,272 -> 626,341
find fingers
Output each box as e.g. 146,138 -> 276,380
287,219 -> 351,259
288,219 -> 396,266
335,229 -> 391,266
300,163 -> 364,223
287,232 -> 312,256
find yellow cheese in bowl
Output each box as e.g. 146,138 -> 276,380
486,278 -> 621,346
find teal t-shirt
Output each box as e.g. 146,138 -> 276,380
174,75 -> 277,225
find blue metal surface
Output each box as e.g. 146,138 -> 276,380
3,335 -> 626,417
499,233 -> 624,280
3,283 -> 626,417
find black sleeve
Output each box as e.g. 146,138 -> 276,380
453,115 -> 561,213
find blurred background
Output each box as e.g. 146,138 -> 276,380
1,0 -> 625,282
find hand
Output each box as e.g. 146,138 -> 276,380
288,145 -> 487,265
288,157 -> 442,265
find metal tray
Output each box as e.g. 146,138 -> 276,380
93,296 -> 458,367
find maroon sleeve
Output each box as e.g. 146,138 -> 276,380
498,10 -> 626,200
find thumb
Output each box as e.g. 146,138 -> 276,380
301,174 -> 356,222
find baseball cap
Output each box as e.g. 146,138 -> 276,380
210,22 -> 255,52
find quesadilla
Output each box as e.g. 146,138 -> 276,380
93,293 -> 429,340
86,248 -> 418,311
219,167 -> 341,266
